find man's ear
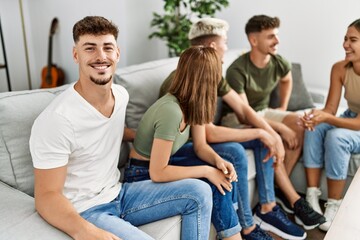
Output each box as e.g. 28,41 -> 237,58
209,41 -> 217,50
116,47 -> 120,62
73,47 -> 79,63
248,34 -> 257,47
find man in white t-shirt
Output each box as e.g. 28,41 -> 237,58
30,16 -> 213,240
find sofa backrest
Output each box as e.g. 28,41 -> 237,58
0,85 -> 69,196
114,57 -> 180,130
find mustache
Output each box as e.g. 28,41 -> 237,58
90,61 -> 111,65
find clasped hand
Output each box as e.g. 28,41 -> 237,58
300,109 -> 329,131
207,160 -> 237,195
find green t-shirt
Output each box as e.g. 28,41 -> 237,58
224,52 -> 291,113
159,70 -> 231,98
134,94 -> 190,158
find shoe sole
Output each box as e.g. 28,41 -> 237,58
318,222 -> 331,232
294,216 -> 319,230
276,196 -> 294,214
254,214 -> 307,240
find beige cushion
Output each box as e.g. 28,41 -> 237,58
0,85 -> 69,196
114,57 -> 179,130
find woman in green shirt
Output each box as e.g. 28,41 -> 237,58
125,46 -> 243,240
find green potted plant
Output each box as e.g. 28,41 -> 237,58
149,0 -> 229,57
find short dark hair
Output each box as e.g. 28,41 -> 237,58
349,18 -> 360,32
72,16 -> 119,43
245,15 -> 280,35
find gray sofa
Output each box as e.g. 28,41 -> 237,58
1,49 -> 359,240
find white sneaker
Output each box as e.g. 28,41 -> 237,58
306,187 -> 323,215
319,199 -> 342,232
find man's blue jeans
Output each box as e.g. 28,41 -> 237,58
303,109 -> 360,180
80,179 -> 213,240
239,140 -> 275,205
124,142 -> 242,239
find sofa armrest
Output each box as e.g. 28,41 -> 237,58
0,182 -> 71,240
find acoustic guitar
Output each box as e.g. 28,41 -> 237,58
41,18 -> 64,88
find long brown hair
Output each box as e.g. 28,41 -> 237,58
168,46 -> 222,125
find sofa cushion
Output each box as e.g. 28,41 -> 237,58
114,57 -> 179,130
269,63 -> 315,111
0,85 -> 68,196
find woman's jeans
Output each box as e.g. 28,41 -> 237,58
239,140 -> 275,205
124,142 -> 242,238
303,109 -> 360,180
80,179 -> 212,240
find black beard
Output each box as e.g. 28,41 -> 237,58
90,75 -> 112,85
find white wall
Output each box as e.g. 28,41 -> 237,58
217,0 -> 360,91
0,0 -> 359,93
0,0 -> 165,91
0,0 -> 29,91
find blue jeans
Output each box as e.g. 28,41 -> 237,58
124,142 -> 241,239
80,179 -> 212,240
176,143 -> 254,228
303,109 -> 360,180
239,140 -> 275,204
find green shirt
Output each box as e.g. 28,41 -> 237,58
225,52 -> 291,113
134,94 -> 190,158
159,70 -> 231,98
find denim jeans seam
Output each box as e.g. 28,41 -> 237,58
121,194 -> 205,240
121,194 -> 204,216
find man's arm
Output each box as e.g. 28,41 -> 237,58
278,71 -> 292,111
223,90 -> 279,135
34,167 -> 120,240
219,89 -> 285,162
228,88 -> 298,150
123,127 -> 135,142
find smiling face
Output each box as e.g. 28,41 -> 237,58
73,34 -> 120,85
343,26 -> 360,64
250,28 -> 280,55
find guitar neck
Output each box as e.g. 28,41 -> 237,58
47,35 -> 53,69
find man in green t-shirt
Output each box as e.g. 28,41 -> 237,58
224,15 -> 303,177
160,18 -> 324,239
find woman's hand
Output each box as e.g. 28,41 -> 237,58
205,166 -> 234,195
301,109 -> 331,130
215,159 -> 238,183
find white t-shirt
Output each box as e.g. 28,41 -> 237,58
30,83 -> 129,213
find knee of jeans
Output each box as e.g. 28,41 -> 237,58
183,179 -> 213,209
325,128 -> 349,148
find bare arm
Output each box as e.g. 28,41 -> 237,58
205,123 -> 275,162
223,90 -> 285,162
304,61 -> 360,130
148,137 -> 233,195
277,71 -> 293,111
34,167 -> 120,240
123,127 -> 135,142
